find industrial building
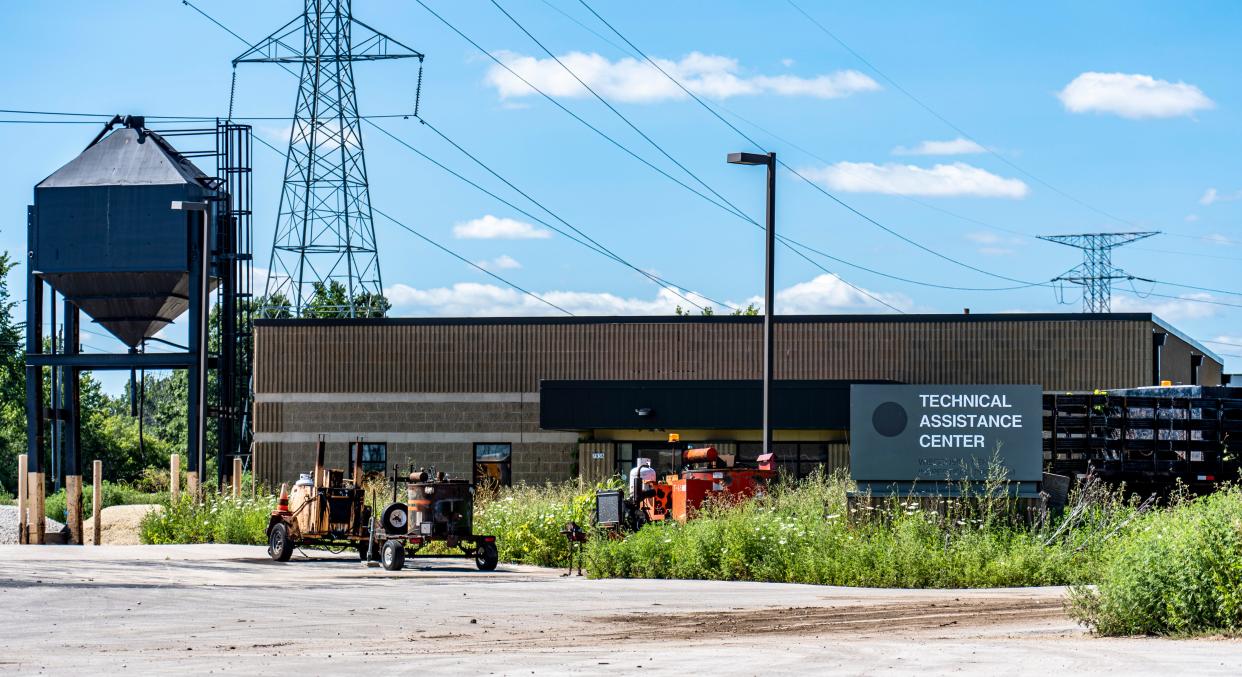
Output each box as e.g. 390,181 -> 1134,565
251,312 -> 1221,486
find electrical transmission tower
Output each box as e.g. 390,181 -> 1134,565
235,0 -> 423,317
1038,231 -> 1159,312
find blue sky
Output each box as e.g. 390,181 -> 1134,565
3,0 -> 1241,392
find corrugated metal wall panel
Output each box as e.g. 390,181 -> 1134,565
254,317 -> 1173,394
578,442 -> 614,484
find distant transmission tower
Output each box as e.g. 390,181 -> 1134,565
235,0 -> 424,317
1038,231 -> 1159,312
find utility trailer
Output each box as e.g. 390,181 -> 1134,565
265,438 -> 498,571
1044,388 -> 1242,495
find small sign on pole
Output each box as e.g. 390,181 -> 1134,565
667,433 -> 680,443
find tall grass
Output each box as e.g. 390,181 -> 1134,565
140,492 -> 275,545
1069,486 -> 1242,635
586,470 -> 1140,587
473,482 -> 602,567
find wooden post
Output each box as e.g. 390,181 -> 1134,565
187,472 -> 200,504
16,454 -> 27,545
91,460 -> 102,546
170,454 -> 180,504
29,471 -> 45,545
232,457 -> 243,499
66,475 -> 83,545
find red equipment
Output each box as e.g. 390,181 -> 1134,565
639,447 -> 776,523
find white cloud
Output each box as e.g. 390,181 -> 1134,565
781,58 -> 796,68
801,161 -> 1029,199
486,51 -> 880,103
756,274 -> 911,314
1185,214 -> 1200,222
1057,72 -> 1213,119
1199,187 -> 1242,206
452,215 -> 551,240
965,231 -> 1024,255
1204,233 -> 1235,246
891,137 -> 986,156
474,254 -> 521,271
384,274 -> 907,317
1111,291 -> 1218,322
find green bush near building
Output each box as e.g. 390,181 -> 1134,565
1068,487 -> 1242,636
140,492 -> 275,545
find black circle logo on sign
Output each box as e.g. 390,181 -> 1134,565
872,401 -> 908,437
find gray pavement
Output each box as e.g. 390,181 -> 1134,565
0,544 -> 1238,675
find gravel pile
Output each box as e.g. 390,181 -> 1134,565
0,505 -> 66,544
84,504 -> 160,545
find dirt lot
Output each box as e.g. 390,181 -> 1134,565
0,545 -> 1239,675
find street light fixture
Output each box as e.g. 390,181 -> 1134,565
727,151 -> 776,458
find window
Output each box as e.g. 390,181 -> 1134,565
474,443 -> 512,488
614,443 -> 634,478
349,442 -> 387,474
738,442 -> 830,478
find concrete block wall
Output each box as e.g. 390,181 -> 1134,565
253,394 -> 578,486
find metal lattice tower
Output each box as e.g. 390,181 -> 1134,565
235,0 -> 423,317
1038,231 -> 1159,312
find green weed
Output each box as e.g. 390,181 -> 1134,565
1068,486 -> 1242,635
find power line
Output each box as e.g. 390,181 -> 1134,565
247,132 -> 575,316
372,205 -> 576,316
178,0 -> 1236,317
406,117 -> 727,311
181,1 -> 580,317
411,0 -> 746,223
410,0 -> 906,311
782,0 -> 1144,232
364,120 -> 731,311
541,5 -> 1240,267
0,107 -> 419,122
490,0 -> 751,223
576,0 -> 1043,289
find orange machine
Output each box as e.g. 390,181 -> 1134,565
640,447 -> 776,523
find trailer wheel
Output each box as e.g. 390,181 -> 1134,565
381,539 -> 405,571
268,523 -> 293,562
475,541 -> 498,571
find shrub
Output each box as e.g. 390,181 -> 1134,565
1069,487 -> 1242,635
140,492 -> 274,545
473,481 -> 604,567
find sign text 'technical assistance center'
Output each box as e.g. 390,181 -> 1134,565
916,393 -> 1024,449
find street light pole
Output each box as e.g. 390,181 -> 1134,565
728,151 -> 777,456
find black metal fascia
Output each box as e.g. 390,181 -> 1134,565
25,352 -> 196,370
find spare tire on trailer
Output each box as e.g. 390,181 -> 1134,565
381,502 -> 408,535
268,522 -> 293,562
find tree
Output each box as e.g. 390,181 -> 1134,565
304,280 -> 389,318
0,253 -> 24,495
675,303 -> 760,317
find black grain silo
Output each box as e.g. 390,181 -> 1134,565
22,117 -> 256,544
31,120 -> 217,346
